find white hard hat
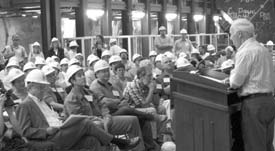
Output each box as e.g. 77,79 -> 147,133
75,53 -> 83,58
266,40 -> 274,46
176,57 -> 191,68
161,141 -> 176,151
42,65 -> 55,76
32,41 -> 40,47
51,55 -> 59,61
87,54 -> 96,62
69,41 -> 79,47
102,50 -> 111,57
7,68 -> 24,83
164,51 -> 175,60
35,57 -> 46,65
159,26 -> 166,31
109,55 -> 122,64
119,49 -> 128,54
139,59 -> 152,68
25,69 -> 49,85
180,29 -> 188,34
179,52 -> 187,58
45,57 -> 53,64
220,59 -> 234,70
132,54 -> 142,62
225,46 -> 234,52
68,58 -> 80,66
9,56 -> 19,62
149,51 -> 157,57
155,54 -> 163,62
60,58 -> 69,65
51,37 -> 58,42
191,48 -> 200,54
207,44 -> 215,51
49,61 -> 60,70
94,60 -> 110,73
88,55 -> 99,66
109,38 -> 117,44
23,62 -> 37,72
161,55 -> 171,64
6,59 -> 19,68
9,56 -> 23,64
66,65 -> 83,82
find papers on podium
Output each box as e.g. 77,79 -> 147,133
200,75 -> 224,84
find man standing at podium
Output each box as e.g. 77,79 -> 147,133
229,18 -> 275,151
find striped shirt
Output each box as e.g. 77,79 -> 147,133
229,38 -> 275,96
123,79 -> 150,108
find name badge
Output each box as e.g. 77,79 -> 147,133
13,99 -> 22,104
163,78 -> 170,83
56,88 -> 65,93
112,90 -> 120,97
156,84 -> 162,89
84,95 -> 93,102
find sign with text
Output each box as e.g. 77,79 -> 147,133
216,0 -> 275,42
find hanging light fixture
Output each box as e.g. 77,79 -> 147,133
165,13 -> 177,21
132,10 -> 145,20
213,15 -> 220,22
86,9 -> 104,21
193,14 -> 204,22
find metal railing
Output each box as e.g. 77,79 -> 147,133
62,33 -> 230,65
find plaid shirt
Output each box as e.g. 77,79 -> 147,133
123,79 -> 149,108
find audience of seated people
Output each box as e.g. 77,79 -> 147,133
1,32 -> 272,151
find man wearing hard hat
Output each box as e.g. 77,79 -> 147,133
174,28 -> 194,58
119,49 -> 134,80
90,60 -> 161,151
16,69 -> 140,150
266,40 -> 274,53
28,41 -> 44,63
109,38 -> 122,56
101,50 -> 111,63
128,54 -> 143,80
65,64 -> 143,151
154,26 -> 174,54
85,55 -> 99,86
7,68 -> 28,101
66,40 -> 79,59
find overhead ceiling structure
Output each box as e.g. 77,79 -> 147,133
0,0 -> 213,18
0,0 -> 78,18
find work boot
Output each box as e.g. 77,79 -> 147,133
111,136 -> 140,150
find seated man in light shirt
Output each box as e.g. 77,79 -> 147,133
16,69 -> 140,150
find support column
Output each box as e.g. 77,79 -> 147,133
40,0 -> 52,57
102,0 -> 112,36
175,0 -> 183,33
159,0 -> 167,27
122,0 -> 133,49
50,0 -> 61,40
141,0 -> 150,56
75,0 -> 90,65
187,0 -> 196,35
209,0 -> 216,33
75,0 -> 89,39
40,0 -> 61,58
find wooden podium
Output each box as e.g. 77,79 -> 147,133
171,71 -> 243,151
